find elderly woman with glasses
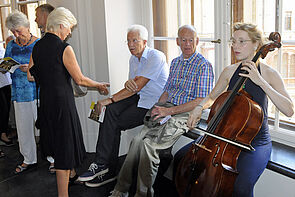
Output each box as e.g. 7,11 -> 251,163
28,7 -> 109,196
5,10 -> 39,174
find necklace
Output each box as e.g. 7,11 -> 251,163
17,33 -> 33,47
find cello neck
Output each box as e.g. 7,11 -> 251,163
207,51 -> 262,133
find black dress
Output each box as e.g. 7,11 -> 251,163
31,33 -> 86,170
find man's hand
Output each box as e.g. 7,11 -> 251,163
96,98 -> 112,115
187,106 -> 203,130
19,64 -> 29,72
151,105 -> 171,120
124,76 -> 139,92
97,82 -> 110,95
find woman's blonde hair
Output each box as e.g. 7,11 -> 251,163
233,22 -> 264,50
46,7 -> 77,32
5,10 -> 30,30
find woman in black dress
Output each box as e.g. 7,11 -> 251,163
28,7 -> 109,196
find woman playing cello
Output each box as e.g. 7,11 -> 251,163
186,22 -> 294,197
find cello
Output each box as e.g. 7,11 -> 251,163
175,32 -> 281,197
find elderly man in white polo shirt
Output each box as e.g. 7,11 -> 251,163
78,24 -> 169,187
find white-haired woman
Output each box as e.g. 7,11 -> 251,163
5,10 -> 39,174
28,7 -> 109,197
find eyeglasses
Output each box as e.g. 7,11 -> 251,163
126,39 -> 142,44
230,39 -> 252,47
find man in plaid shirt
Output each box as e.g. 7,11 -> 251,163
109,25 -> 214,197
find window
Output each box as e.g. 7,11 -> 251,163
150,0 -> 295,145
152,0 -> 216,68
240,0 -> 295,128
0,0 -> 46,48
284,11 -> 292,31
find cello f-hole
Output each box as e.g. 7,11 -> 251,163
212,143 -> 220,167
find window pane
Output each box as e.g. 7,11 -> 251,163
153,0 -> 215,69
153,0 -> 178,38
279,0 -> 295,123
154,40 -> 180,65
193,0 -> 214,39
244,0 -> 295,124
0,0 -> 11,49
197,42 -> 215,67
243,0 -> 276,38
25,2 -> 42,38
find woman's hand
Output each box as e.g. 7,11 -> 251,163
97,82 -> 110,95
187,106 -> 203,130
239,61 -> 264,86
151,105 -> 170,120
19,64 -> 29,72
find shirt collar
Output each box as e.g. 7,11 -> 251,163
139,46 -> 149,60
180,51 -> 198,63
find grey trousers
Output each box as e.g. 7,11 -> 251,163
114,106 -> 189,197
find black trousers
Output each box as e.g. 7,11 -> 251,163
95,94 -> 148,172
0,85 -> 11,134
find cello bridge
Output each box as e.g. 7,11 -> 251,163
194,143 -> 212,153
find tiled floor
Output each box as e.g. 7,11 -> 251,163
0,138 -> 178,197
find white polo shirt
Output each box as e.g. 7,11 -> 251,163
129,46 -> 169,109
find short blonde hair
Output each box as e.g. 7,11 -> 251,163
46,7 -> 77,32
233,22 -> 264,49
5,10 -> 30,30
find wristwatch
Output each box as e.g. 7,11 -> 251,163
109,96 -> 115,103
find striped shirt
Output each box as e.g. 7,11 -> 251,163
164,52 -> 214,105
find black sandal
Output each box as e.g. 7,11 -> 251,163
14,163 -> 37,174
48,163 -> 56,174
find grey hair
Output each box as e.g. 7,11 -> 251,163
5,10 -> 30,30
127,24 -> 148,41
178,25 -> 197,37
46,7 -> 77,32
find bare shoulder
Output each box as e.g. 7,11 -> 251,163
63,45 -> 74,56
63,45 -> 76,64
260,63 -> 281,84
222,63 -> 239,81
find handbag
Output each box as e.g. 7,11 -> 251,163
71,79 -> 87,97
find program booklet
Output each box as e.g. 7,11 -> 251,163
88,101 -> 106,123
0,57 -> 20,73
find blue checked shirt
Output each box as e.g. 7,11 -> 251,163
164,52 -> 214,105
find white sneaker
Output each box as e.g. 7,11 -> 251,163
108,189 -> 128,197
